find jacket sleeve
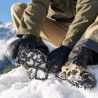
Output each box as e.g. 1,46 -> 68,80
17,0 -> 50,36
62,0 -> 98,48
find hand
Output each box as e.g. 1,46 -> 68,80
46,46 -> 71,73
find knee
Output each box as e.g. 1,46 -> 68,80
11,3 -> 27,13
11,3 -> 21,12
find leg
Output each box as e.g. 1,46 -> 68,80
79,16 -> 98,53
11,3 -> 27,33
57,17 -> 98,89
71,16 -> 98,65
62,0 -> 98,49
11,3 -> 69,47
64,16 -> 98,68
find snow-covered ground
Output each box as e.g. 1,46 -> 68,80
0,22 -> 98,98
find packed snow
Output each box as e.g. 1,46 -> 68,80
0,22 -> 98,98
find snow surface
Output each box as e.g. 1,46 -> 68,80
0,22 -> 98,98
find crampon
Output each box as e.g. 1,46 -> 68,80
56,64 -> 97,89
15,48 -> 49,80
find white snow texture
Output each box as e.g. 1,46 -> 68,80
0,22 -> 98,98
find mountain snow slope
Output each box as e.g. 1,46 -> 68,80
0,22 -> 98,98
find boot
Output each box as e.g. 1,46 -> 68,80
6,35 -> 49,80
57,45 -> 97,89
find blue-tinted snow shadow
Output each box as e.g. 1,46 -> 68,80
0,56 -> 14,74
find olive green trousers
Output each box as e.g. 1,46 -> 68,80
11,3 -> 98,53
11,3 -> 69,47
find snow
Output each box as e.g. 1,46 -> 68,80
0,22 -> 98,98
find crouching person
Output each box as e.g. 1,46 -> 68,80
6,0 -> 98,89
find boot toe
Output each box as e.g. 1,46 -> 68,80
80,71 -> 97,89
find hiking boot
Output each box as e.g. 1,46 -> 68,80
6,35 -> 49,80
56,45 -> 97,89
